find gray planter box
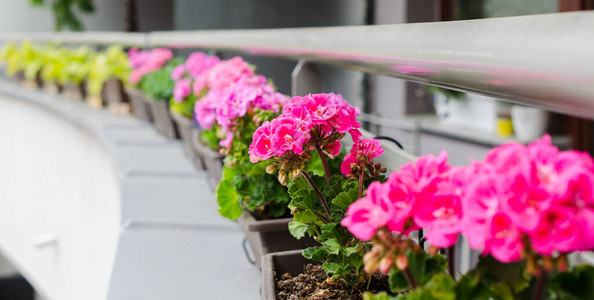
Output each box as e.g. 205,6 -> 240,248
171,112 -> 197,161
261,250 -> 318,300
126,88 -> 153,123
148,100 -> 179,139
238,212 -> 317,267
190,132 -> 224,186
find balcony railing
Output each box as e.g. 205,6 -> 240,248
1,11 -> 593,120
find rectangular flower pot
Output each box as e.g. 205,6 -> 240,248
43,81 -> 61,94
12,71 -> 25,83
261,250 -> 318,300
62,82 -> 86,101
103,78 -> 130,115
171,112 -> 198,161
190,133 -> 224,186
147,100 -> 179,139
125,88 -> 153,123
238,212 -> 318,268
188,128 -> 207,170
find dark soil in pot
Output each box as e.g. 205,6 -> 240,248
103,78 -> 130,115
171,112 -> 197,161
126,88 -> 153,123
262,250 -> 391,300
238,211 -> 317,267
190,132 -> 224,186
148,100 -> 179,139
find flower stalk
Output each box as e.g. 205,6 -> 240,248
301,171 -> 332,221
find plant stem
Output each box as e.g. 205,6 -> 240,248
358,169 -> 365,199
301,171 -> 332,221
533,266 -> 547,300
447,245 -> 456,279
311,209 -> 330,224
314,144 -> 331,180
403,267 -> 417,289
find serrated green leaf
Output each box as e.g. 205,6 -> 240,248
216,179 -> 242,220
322,262 -> 341,274
322,238 -> 341,255
348,253 -> 364,269
288,222 -> 315,239
293,210 -> 317,223
332,187 -> 360,209
303,246 -> 326,261
363,292 -> 401,300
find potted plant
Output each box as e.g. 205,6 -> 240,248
86,45 -> 130,110
39,45 -> 66,94
337,134 -> 594,299
169,52 -> 220,162
61,46 -> 93,100
212,78 -> 353,266
126,48 -> 173,123
191,56 -> 259,183
246,93 -> 397,298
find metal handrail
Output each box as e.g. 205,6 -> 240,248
0,11 -> 593,119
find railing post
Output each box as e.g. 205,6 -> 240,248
291,59 -> 321,97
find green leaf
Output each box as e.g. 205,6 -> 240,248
322,238 -> 341,255
322,262 -> 341,274
549,265 -> 594,300
215,179 -> 242,220
302,246 -> 326,261
293,210 -> 317,224
332,186 -> 360,209
409,274 -> 455,300
363,292 -> 401,300
348,253 -> 364,269
288,222 -> 316,240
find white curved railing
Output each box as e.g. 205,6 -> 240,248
1,11 -> 593,120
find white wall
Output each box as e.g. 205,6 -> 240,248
0,95 -> 121,300
0,0 -> 124,31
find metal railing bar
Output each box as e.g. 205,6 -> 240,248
0,12 -> 593,119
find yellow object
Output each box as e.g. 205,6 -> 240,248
497,118 -> 514,137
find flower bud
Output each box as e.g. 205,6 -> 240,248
266,164 -> 278,174
543,256 -> 554,272
427,246 -> 439,256
379,256 -> 393,274
291,168 -> 301,179
363,252 -> 379,274
557,254 -> 568,272
395,254 -> 408,271
278,172 -> 288,186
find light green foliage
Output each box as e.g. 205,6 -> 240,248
87,45 -> 130,97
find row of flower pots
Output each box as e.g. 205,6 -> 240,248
3,41 -> 594,299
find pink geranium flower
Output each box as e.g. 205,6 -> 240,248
341,138 -> 384,177
171,65 -> 186,81
173,78 -> 192,103
341,182 -> 395,241
185,52 -> 220,78
128,48 -> 173,85
249,121 -> 273,163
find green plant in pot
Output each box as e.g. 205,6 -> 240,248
337,135 -> 594,300
86,45 -> 130,108
138,56 -> 183,138
60,46 -> 93,99
250,93 -> 393,298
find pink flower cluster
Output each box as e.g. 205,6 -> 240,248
341,133 -> 385,177
192,57 -> 255,97
194,75 -> 288,132
249,93 -> 361,164
171,52 -> 220,103
127,48 -> 173,85
342,135 -> 594,263
171,52 -> 221,81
